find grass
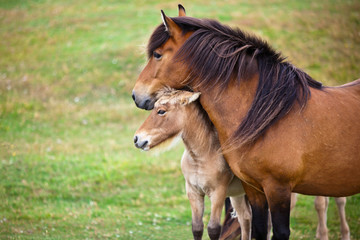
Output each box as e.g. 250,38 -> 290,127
1,0 -> 359,239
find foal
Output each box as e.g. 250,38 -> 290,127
134,89 -> 252,240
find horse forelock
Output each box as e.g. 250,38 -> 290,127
147,23 -> 170,59
147,15 -> 323,147
147,16 -> 203,58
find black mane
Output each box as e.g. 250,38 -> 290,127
147,16 -> 323,146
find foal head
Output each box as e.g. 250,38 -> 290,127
134,89 -> 200,151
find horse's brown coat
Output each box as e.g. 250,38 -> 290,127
132,5 -> 360,239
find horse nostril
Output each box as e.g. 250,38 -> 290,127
134,136 -> 138,144
132,93 -> 136,101
144,99 -> 151,110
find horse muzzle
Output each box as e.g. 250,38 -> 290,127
132,91 -> 155,110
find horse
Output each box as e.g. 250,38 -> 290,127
134,88 -> 252,240
220,195 -> 350,240
131,5 -> 360,239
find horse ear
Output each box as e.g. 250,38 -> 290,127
161,10 -> 182,37
188,92 -> 201,103
179,92 -> 201,105
178,4 -> 186,17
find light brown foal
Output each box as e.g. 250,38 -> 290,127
134,89 -> 252,240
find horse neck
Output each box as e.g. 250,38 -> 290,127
196,74 -> 259,145
181,102 -> 220,159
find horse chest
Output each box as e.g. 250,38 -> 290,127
181,151 -> 229,195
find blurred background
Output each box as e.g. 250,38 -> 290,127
0,0 -> 359,239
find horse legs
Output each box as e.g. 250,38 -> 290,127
243,183 -> 269,240
334,197 -> 350,240
263,184 -> 291,240
230,195 -> 252,240
208,189 -> 227,240
314,196 -> 329,240
186,182 -> 205,240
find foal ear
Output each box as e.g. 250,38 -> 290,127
161,10 -> 182,37
179,92 -> 201,105
178,4 -> 186,17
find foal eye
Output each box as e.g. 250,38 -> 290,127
157,110 -> 166,116
153,51 -> 162,60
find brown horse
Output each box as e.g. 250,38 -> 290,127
134,89 -> 252,240
132,5 -> 360,240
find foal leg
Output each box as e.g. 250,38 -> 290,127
314,196 -> 329,240
243,183 -> 269,240
230,195 -> 252,240
208,189 -> 227,240
334,197 -> 350,240
264,183 -> 291,240
186,183 -> 205,240
290,193 -> 297,211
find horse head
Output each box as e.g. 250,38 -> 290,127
132,5 -> 192,110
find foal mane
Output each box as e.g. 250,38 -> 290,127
148,16 -> 323,147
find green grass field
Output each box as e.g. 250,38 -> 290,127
1,0 -> 359,239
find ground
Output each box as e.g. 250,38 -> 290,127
0,0 -> 359,239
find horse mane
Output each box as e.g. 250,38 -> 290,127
147,16 -> 323,146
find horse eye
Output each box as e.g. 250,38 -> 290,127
157,109 -> 166,116
153,51 -> 162,60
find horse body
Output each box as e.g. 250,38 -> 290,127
293,83 -> 360,196
235,82 -> 360,197
197,68 -> 360,239
199,79 -> 360,195
132,5 -> 360,239
134,89 -> 252,240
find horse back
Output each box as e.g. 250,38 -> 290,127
338,78 -> 360,90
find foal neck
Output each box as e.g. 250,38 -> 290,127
181,101 -> 220,158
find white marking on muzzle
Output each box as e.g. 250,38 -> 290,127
134,132 -> 152,151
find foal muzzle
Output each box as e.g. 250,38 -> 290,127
133,135 -> 150,151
